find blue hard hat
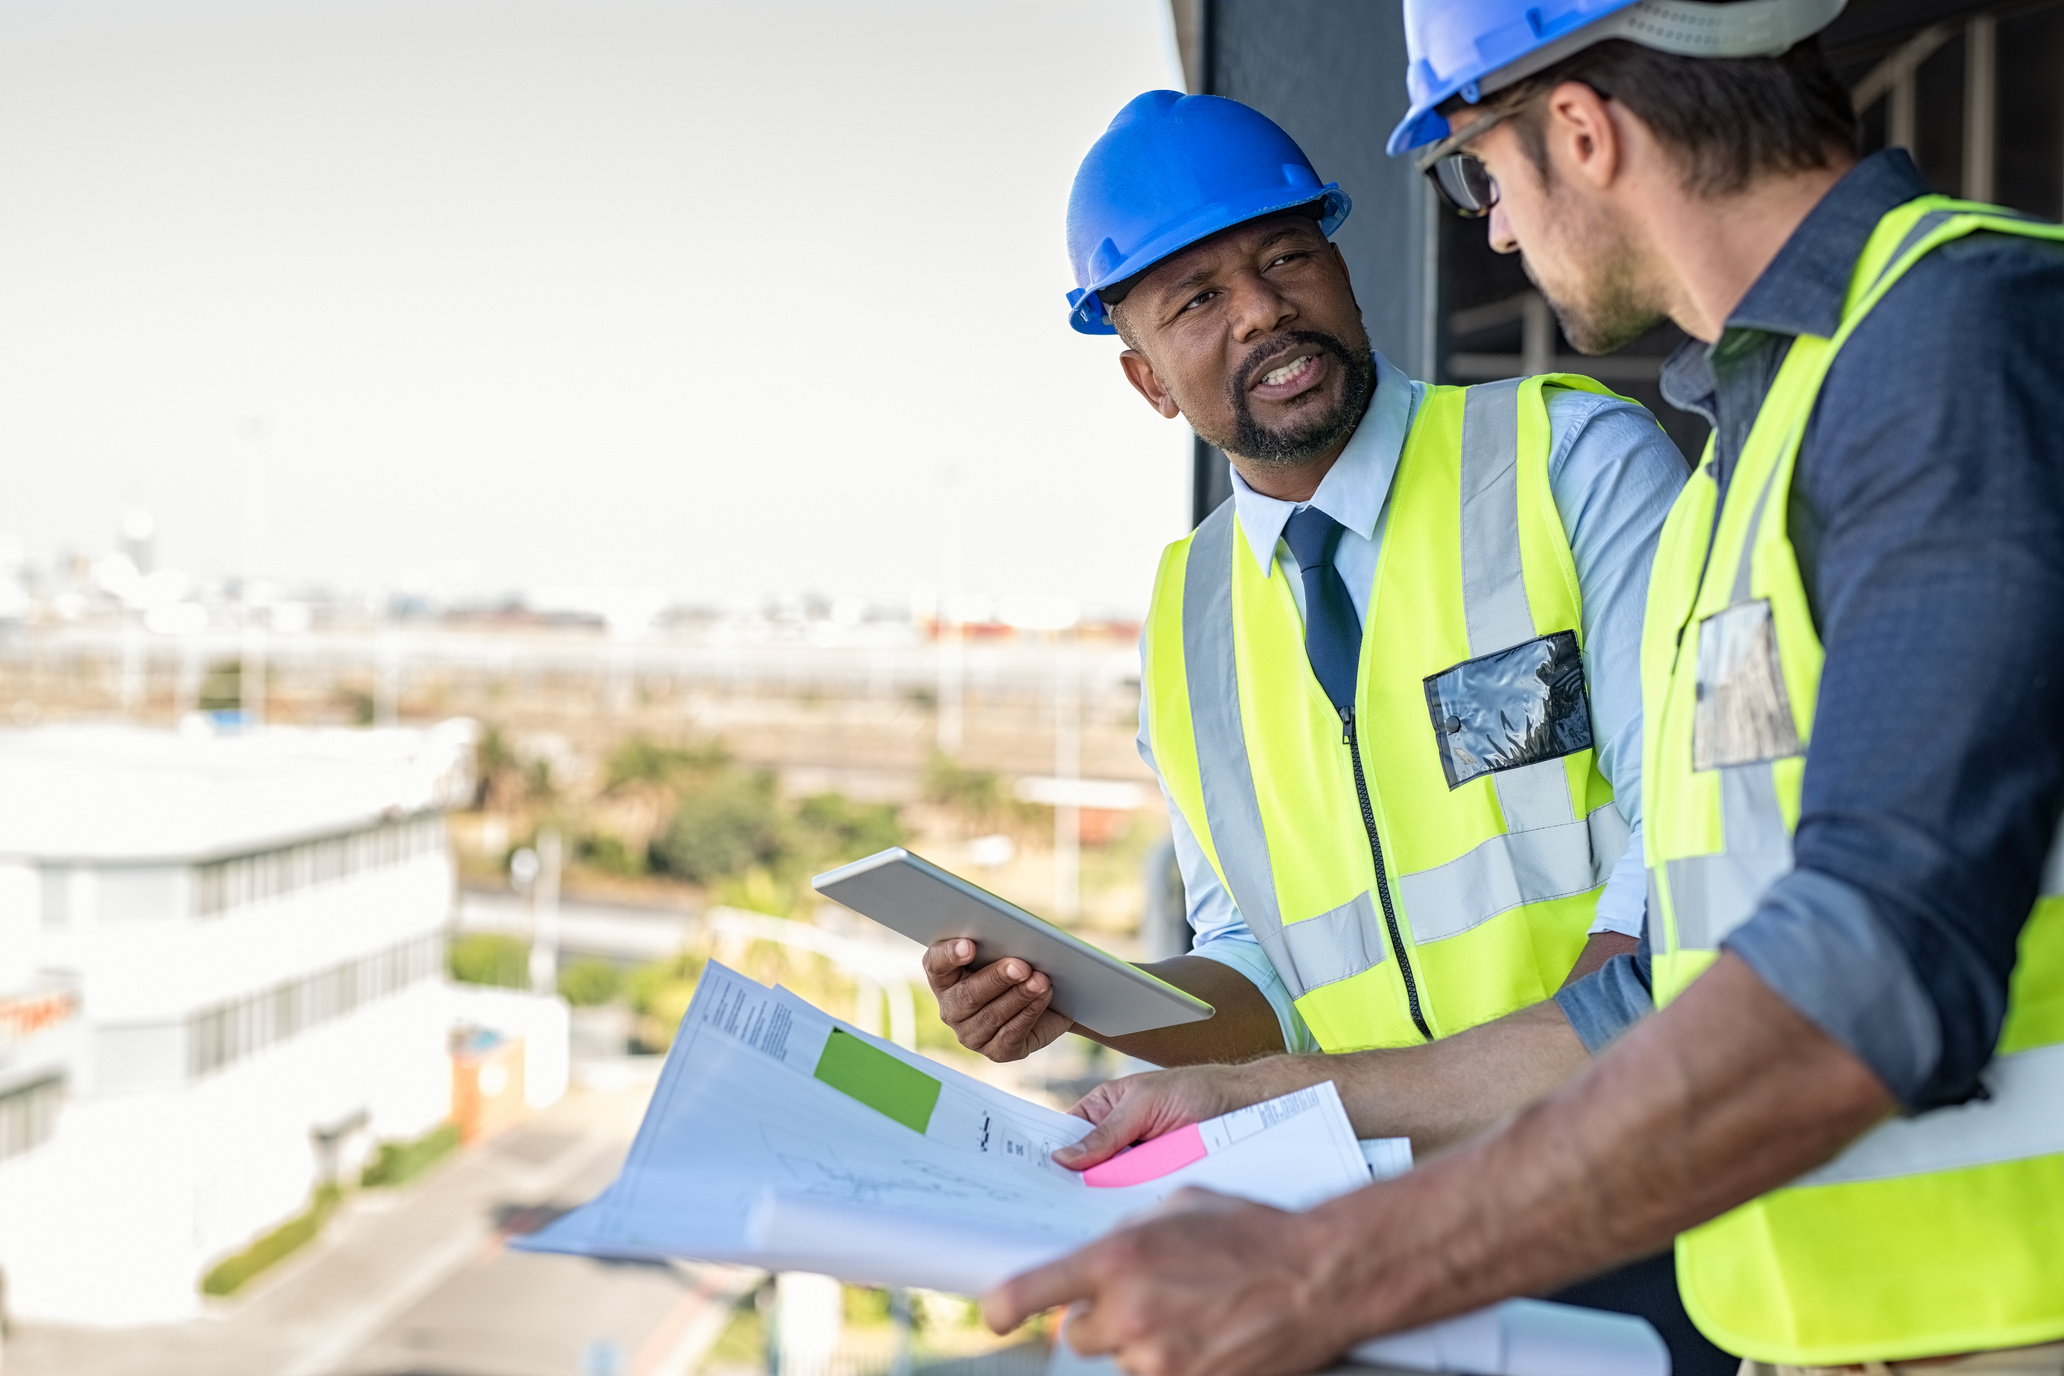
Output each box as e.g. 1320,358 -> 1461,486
1387,0 -> 1850,157
1066,91 -> 1349,335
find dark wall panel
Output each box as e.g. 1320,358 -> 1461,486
1211,0 -> 1434,379
1192,1 -> 1436,522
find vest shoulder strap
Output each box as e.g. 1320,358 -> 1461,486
1842,195 -> 2064,344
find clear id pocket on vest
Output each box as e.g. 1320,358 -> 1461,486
1693,599 -> 1802,770
1422,630 -> 1593,790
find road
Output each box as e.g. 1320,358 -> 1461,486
6,1067 -> 754,1376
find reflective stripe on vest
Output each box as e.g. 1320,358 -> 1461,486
1146,375 -> 1633,1051
1643,196 -> 2064,1365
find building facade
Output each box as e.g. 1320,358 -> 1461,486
0,721 -> 473,1325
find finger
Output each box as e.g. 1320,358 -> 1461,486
937,959 -> 1043,1027
1153,1185 -> 1239,1217
1059,1293 -> 1123,1360
987,983 -> 1059,1059
921,938 -> 978,993
1068,1081 -> 1115,1125
1031,1007 -> 1074,1055
955,977 -> 1053,1057
1053,1092 -> 1156,1169
1058,1304 -> 1108,1358
981,1248 -> 1098,1334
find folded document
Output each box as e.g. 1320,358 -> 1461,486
517,963 -> 1665,1376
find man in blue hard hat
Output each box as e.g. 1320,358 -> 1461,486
923,91 -> 1690,1074
918,87 -> 1720,1367
982,3 -> 2064,1375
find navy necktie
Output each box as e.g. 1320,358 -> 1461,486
1282,505 -> 1363,714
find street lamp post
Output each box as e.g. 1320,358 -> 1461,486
529,828 -> 562,997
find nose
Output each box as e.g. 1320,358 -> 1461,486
1224,270 -> 1295,340
1487,203 -> 1519,256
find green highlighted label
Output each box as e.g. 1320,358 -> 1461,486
813,1028 -> 941,1133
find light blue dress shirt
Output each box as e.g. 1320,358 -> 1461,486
1138,349 -> 1688,1052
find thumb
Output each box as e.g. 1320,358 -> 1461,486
1053,1097 -> 1151,1170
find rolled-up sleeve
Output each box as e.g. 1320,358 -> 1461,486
1722,238 -> 2064,1111
1556,948 -> 1655,1054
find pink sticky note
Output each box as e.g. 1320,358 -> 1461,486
1081,1123 -> 1208,1188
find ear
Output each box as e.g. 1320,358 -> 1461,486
1119,349 -> 1183,420
1541,80 -> 1623,191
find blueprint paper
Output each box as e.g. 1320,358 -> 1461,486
522,965 -> 1667,1374
746,1205 -> 1667,1376
517,963 -> 1371,1289
1346,1298 -> 1670,1376
1358,1136 -> 1415,1180
1043,1298 -> 1667,1376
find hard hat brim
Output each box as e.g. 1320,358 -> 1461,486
1067,186 -> 1350,335
1387,0 -> 1848,156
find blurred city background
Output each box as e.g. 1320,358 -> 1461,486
0,0 -> 1188,1372
4,0 -> 2058,1371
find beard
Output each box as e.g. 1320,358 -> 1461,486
1524,215 -> 1664,356
1201,329 -> 1377,470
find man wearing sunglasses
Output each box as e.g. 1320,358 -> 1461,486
982,3 -> 2064,1374
921,87 -> 1718,1367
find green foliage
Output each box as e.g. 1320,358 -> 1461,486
792,792 -> 905,866
201,1185 -> 341,1296
844,1285 -> 893,1325
644,754 -> 905,903
448,932 -> 530,989
198,659 -> 244,712
477,724 -> 520,780
340,688 -> 377,726
474,724 -> 553,809
923,755 -> 1038,832
603,737 -> 728,792
360,1122 -> 461,1189
711,865 -> 792,916
575,830 -> 645,876
557,957 -> 623,1007
648,769 -> 787,884
628,951 -> 706,1052
627,951 -> 706,1015
706,1288 -> 770,1368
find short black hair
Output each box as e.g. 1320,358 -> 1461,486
1461,35 -> 1858,198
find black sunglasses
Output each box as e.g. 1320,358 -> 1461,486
1418,110 -> 1510,219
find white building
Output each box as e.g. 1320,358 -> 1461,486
0,720 -> 474,1325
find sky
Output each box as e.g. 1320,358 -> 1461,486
0,0 -> 1191,615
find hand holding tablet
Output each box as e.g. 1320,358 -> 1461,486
811,848 -> 1215,1040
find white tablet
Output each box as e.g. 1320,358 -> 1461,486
811,847 -> 1214,1037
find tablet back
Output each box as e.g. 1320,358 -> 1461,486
813,848 -> 1213,1037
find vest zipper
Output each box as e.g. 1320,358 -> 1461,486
1340,705 -> 1433,1042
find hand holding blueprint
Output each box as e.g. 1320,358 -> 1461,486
517,964 -> 1666,1376
519,962 -> 1371,1286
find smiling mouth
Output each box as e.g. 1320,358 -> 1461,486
1254,353 -> 1320,390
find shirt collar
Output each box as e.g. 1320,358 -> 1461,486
1229,347 -> 1418,578
1661,150 -> 1932,412
1728,148 -> 1933,339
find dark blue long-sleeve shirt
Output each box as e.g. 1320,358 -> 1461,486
1557,149 -> 2064,1112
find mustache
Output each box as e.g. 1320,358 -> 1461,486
1230,330 -> 1356,396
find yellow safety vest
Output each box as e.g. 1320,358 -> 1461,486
1145,376 -> 1633,1052
1644,196 -> 2064,1365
